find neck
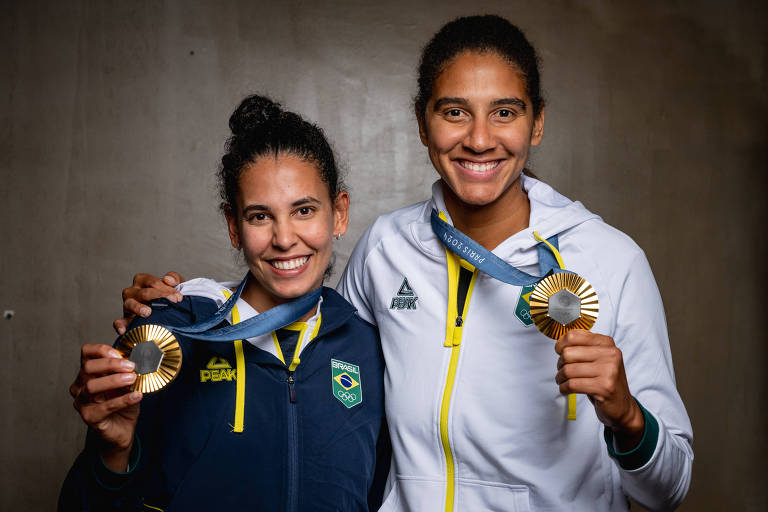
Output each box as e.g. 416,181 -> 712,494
238,278 -> 319,323
442,176 -> 530,251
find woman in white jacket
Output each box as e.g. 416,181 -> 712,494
119,15 -> 692,512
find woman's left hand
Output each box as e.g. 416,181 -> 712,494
555,330 -> 645,450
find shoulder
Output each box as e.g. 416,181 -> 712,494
320,287 -> 378,335
353,200 -> 430,256
175,277 -> 232,304
563,217 -> 658,322
526,176 -> 647,276
567,217 -> 645,266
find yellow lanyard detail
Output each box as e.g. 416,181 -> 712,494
221,289 -> 246,433
533,231 -> 577,421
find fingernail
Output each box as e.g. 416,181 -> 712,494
117,327 -> 126,335
140,307 -> 151,317
121,373 -> 136,383
129,392 -> 142,401
175,293 -> 183,302
120,360 -> 135,371
163,275 -> 177,285
109,350 -> 121,358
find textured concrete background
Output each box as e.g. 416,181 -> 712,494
1,0 -> 766,509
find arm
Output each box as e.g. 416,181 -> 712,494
61,299 -> 200,511
337,230 -> 376,325
607,252 -> 693,509
60,343 -> 144,511
556,252 -> 693,510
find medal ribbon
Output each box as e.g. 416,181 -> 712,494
167,272 -> 322,342
431,209 -> 579,420
430,209 -> 564,281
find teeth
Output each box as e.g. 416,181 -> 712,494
460,160 -> 499,172
270,257 -> 309,270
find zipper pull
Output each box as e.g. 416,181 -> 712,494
287,372 -> 297,403
455,316 -> 463,327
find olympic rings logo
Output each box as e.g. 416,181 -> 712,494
337,390 -> 358,401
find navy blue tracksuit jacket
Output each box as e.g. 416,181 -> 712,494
59,287 -> 389,511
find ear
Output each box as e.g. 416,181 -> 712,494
530,108 -> 545,147
224,206 -> 241,249
416,107 -> 429,147
332,190 -> 350,237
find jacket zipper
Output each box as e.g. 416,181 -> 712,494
286,371 -> 299,512
439,253 -> 478,512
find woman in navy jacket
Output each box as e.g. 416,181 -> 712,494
60,95 -> 388,511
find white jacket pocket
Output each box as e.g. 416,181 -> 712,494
456,478 -> 531,512
378,475 -> 531,512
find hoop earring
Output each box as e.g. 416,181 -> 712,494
334,233 -> 342,241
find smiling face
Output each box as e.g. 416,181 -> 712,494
418,50 -> 544,210
225,154 -> 349,312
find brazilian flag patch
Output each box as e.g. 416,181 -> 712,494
514,284 -> 536,326
331,359 -> 362,408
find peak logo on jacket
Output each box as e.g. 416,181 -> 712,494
200,356 -> 237,382
331,359 -> 362,408
389,277 -> 418,310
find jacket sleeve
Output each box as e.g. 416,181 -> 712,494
58,429 -> 145,511
606,251 -> 694,510
58,297 -> 211,511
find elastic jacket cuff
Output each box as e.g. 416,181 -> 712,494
92,435 -> 142,490
603,397 -> 659,470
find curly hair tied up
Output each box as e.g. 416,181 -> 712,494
218,94 -> 343,215
415,15 -> 545,123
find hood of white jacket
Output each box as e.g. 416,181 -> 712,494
427,175 -> 601,268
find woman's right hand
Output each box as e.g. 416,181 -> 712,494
114,272 -> 184,334
70,343 -> 143,471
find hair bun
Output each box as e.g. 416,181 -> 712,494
229,94 -> 283,136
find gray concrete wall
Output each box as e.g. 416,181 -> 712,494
1,0 -> 766,509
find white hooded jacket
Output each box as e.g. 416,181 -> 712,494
338,176 -> 693,512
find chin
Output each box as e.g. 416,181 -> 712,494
451,185 -> 503,207
274,276 -> 324,299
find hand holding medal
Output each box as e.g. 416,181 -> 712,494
69,343 -> 142,471
553,330 -> 645,448
528,256 -> 644,446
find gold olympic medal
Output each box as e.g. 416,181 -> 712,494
115,324 -> 182,394
529,272 -> 599,340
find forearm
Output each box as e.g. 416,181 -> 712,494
100,438 -> 134,473
59,433 -> 143,512
610,407 -> 693,510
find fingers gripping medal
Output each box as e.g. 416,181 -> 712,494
116,325 -> 182,394
529,273 -> 599,340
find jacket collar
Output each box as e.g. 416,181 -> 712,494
315,286 -> 358,336
421,176 -> 600,266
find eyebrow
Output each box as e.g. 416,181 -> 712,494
491,98 -> 527,111
432,97 -> 468,111
432,96 -> 527,112
241,196 -> 322,215
290,196 -> 322,207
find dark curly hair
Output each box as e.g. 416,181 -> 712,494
218,94 -> 344,215
415,15 -> 545,123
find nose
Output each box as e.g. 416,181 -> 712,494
464,117 -> 495,153
272,218 -> 298,250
